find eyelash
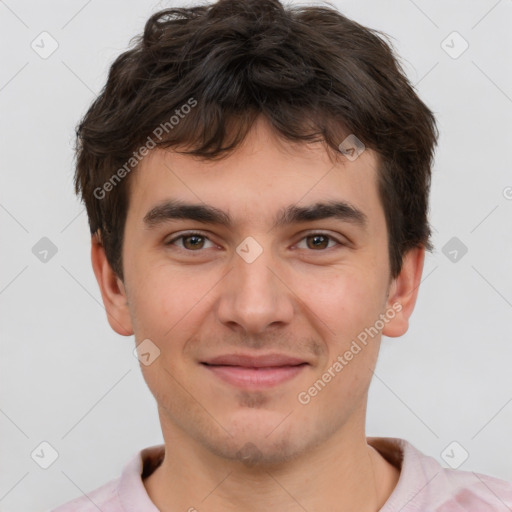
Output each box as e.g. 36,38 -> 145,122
165,231 -> 345,252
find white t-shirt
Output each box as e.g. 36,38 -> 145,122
51,437 -> 512,511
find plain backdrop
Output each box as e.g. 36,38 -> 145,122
0,0 -> 511,510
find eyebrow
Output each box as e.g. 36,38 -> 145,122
143,199 -> 367,231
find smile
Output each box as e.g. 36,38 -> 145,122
201,362 -> 309,389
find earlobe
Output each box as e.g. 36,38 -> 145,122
90,233 -> 134,336
382,246 -> 425,338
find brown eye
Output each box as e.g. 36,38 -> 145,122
306,234 -> 331,250
182,234 -> 205,250
294,232 -> 345,252
166,232 -> 214,251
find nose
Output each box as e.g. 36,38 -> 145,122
216,241 -> 295,335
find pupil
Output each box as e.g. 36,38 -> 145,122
310,235 -> 327,249
186,235 -> 203,249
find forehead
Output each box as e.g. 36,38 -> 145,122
126,117 -> 384,232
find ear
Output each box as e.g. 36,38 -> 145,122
90,233 -> 133,336
381,246 -> 425,338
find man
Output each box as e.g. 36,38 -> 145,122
53,0 -> 512,510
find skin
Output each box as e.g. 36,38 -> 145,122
92,115 -> 425,511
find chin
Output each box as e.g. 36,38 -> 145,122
202,416 -> 306,468
216,435 -> 301,468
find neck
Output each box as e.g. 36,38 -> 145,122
144,422 -> 400,511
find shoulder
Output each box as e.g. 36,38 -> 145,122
50,477 -> 121,512
369,437 -> 512,511
49,445 -> 164,512
429,465 -> 512,511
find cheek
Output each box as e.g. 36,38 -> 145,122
128,264 -> 215,343
304,267 -> 386,340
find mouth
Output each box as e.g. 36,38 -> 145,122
201,354 -> 309,389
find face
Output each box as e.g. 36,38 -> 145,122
95,116 -> 423,466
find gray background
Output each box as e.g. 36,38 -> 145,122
1,0 -> 511,510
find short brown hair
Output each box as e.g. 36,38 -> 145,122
74,0 -> 438,280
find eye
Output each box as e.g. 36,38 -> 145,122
166,232 -> 216,251
295,233 -> 343,251
165,231 -> 345,253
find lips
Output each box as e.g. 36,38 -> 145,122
201,353 -> 309,389
202,353 -> 308,368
